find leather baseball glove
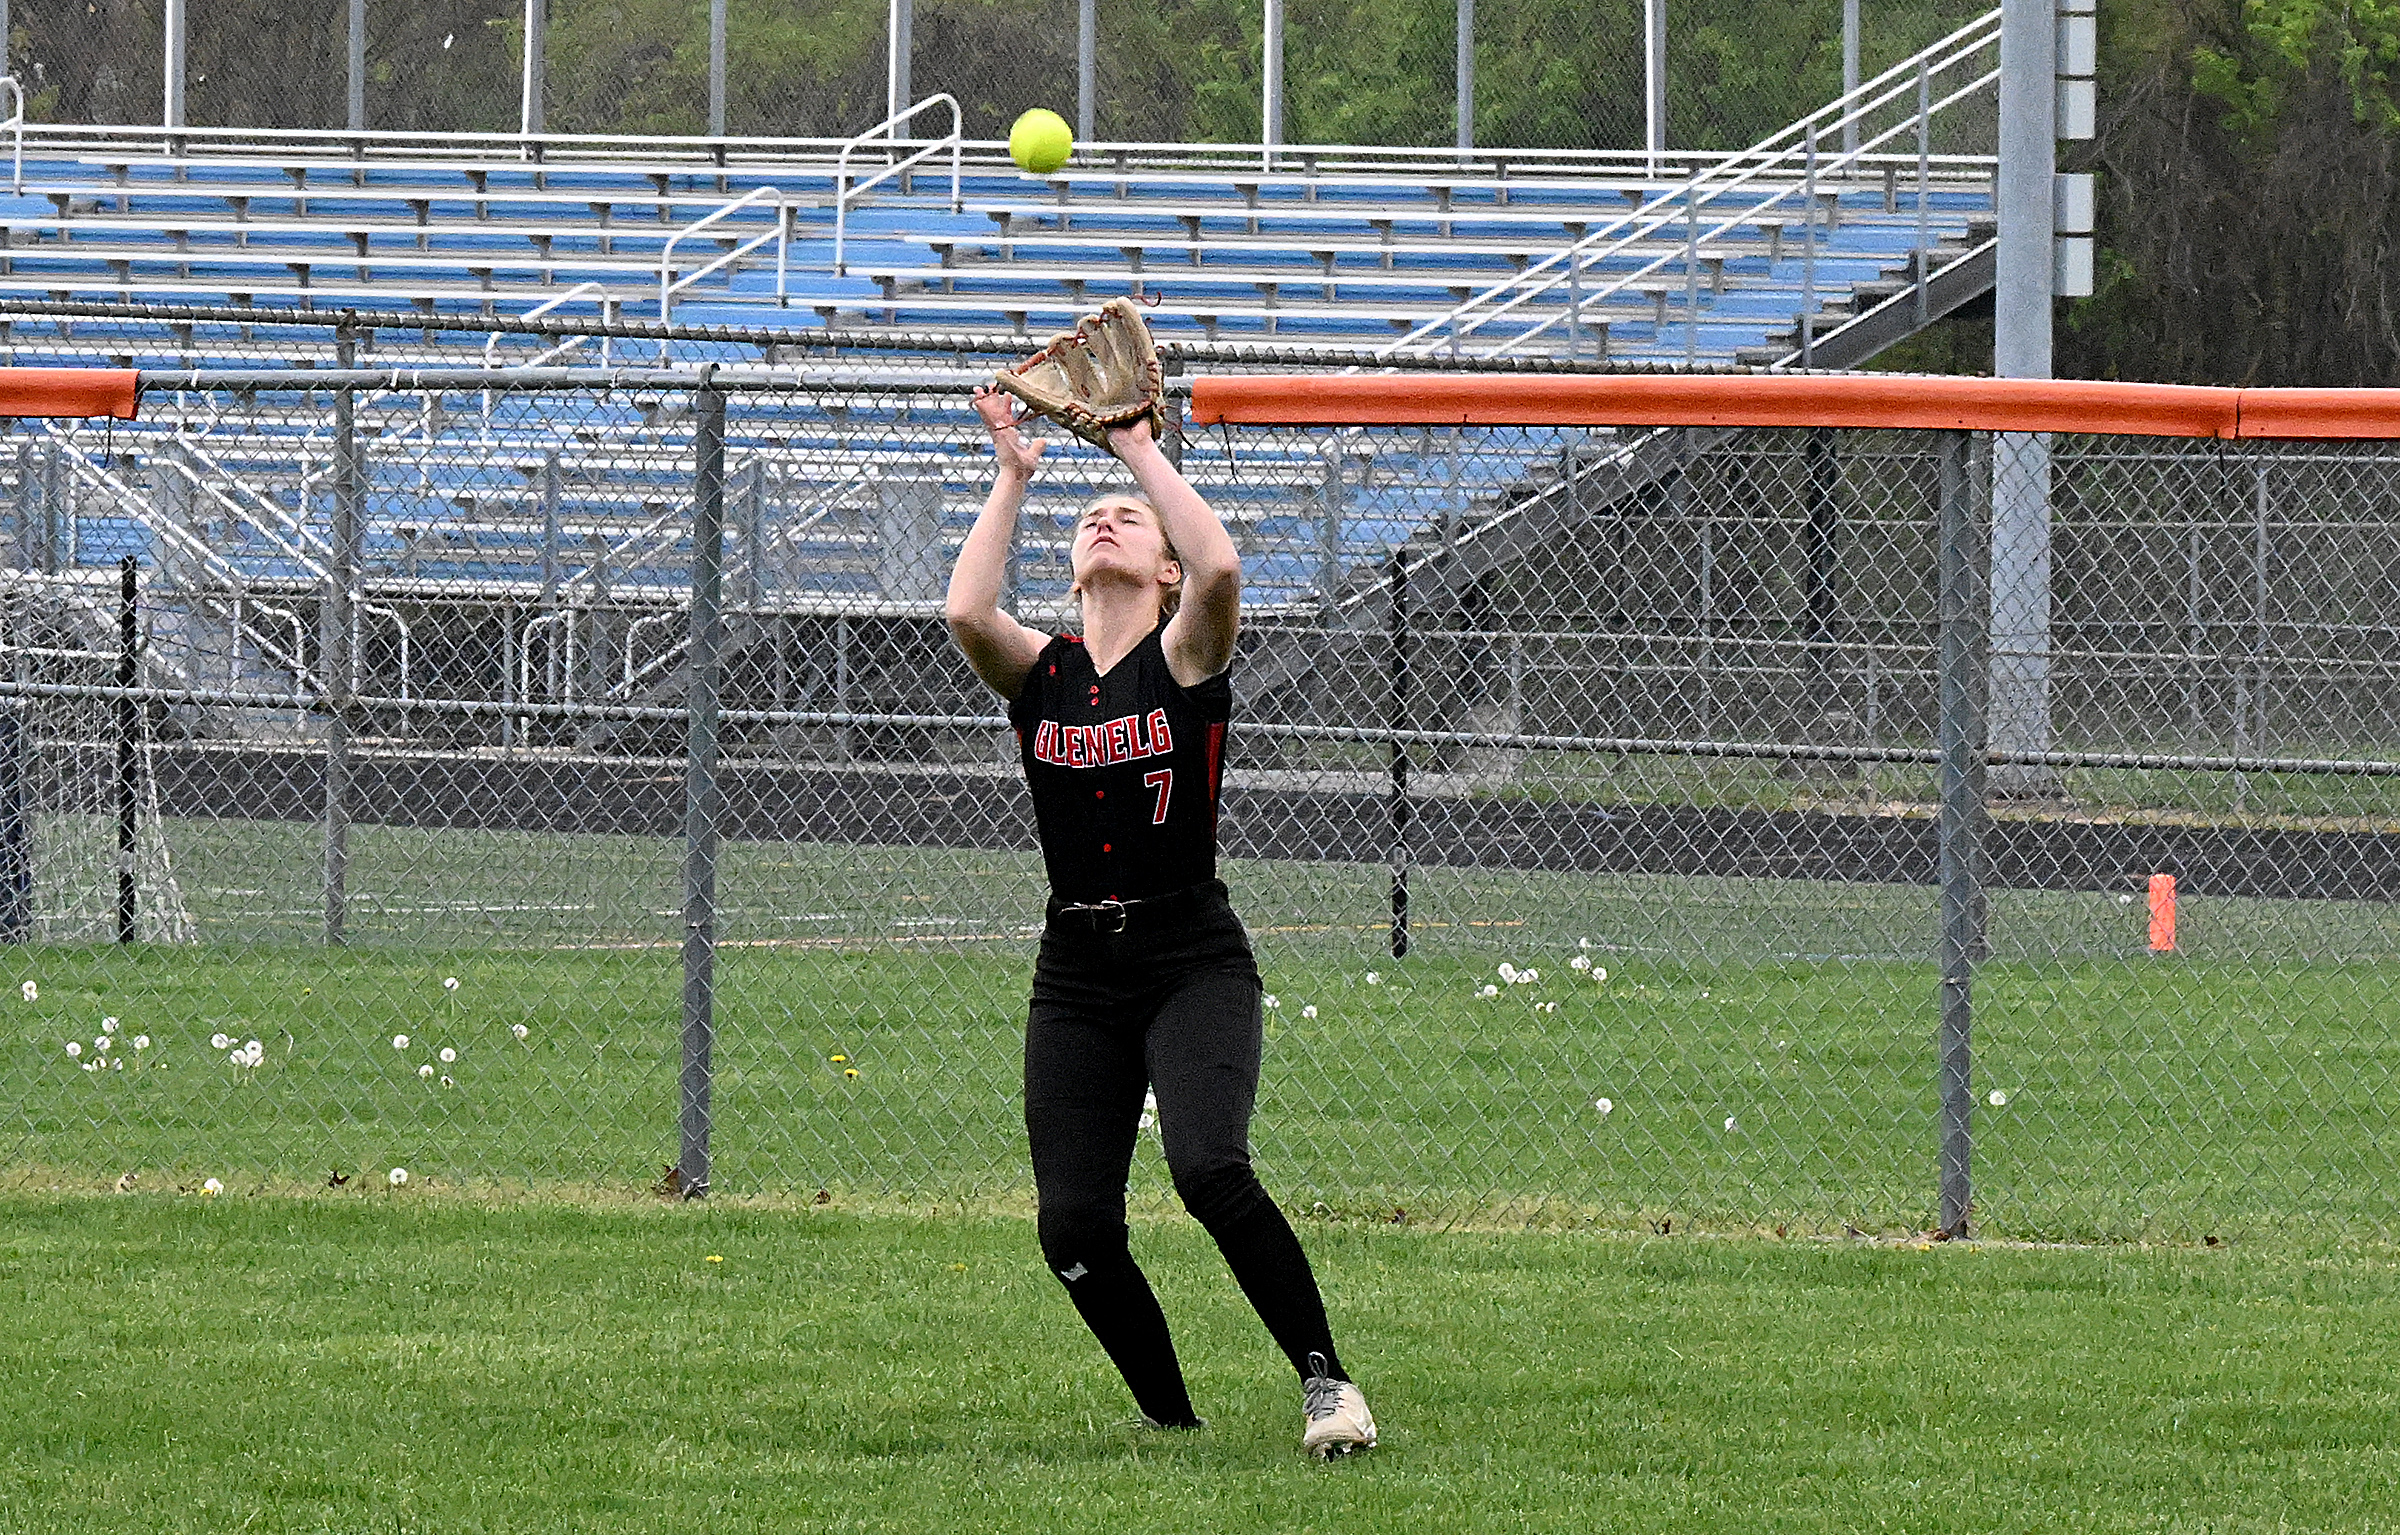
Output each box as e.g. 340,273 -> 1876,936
991,296 -> 1169,455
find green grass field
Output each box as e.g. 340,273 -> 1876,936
7,815 -> 2400,1241
5,1192 -> 2399,1533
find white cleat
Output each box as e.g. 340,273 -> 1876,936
1301,1353 -> 1376,1459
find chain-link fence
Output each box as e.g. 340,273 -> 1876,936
11,0 -> 1988,149
7,345 -> 2400,1242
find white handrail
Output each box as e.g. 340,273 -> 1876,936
485,281 -> 614,371
357,600 -> 410,708
832,94 -> 964,277
658,183 -> 792,335
0,77 -> 24,195
1488,49 -> 2001,360
1383,7 -> 2001,358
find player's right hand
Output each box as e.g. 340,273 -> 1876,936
974,385 -> 1045,475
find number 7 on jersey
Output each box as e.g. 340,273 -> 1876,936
1143,769 -> 1172,825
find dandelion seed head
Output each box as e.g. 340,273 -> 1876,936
1478,983 -> 1499,997
201,1177 -> 222,1195
101,1017 -> 117,1030
1497,963 -> 1517,983
63,1040 -> 79,1057
80,1060 -> 97,1071
438,1047 -> 456,1064
211,1033 -> 230,1050
227,1051 -> 244,1066
1262,994 -> 1279,1009
19,981 -> 34,1002
1364,971 -> 1380,985
1724,1116 -> 1738,1131
94,1035 -> 110,1052
392,1033 -> 409,1050
511,1023 -> 528,1039
439,1075 -> 453,1088
2117,893 -> 2134,905
1579,937 -> 1590,949
1594,1097 -> 1613,1115
388,1167 -> 408,1186
1301,1004 -> 1318,1019
1594,968 -> 1608,982
1570,955 -> 1591,971
1988,1088 -> 2009,1107
132,1035 -> 148,1050
442,977 -> 459,992
418,1064 -> 435,1079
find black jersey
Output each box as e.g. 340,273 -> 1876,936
1008,622 -> 1232,904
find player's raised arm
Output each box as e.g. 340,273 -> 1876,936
945,387 -> 1054,701
1109,416 -> 1241,687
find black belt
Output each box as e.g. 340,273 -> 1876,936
1045,880 -> 1219,935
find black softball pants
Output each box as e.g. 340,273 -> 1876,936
1024,880 -> 1347,1426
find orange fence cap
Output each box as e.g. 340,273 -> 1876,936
1188,373 -> 2240,437
2234,389 -> 2400,441
0,368 -> 139,420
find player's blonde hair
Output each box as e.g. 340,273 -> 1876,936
1069,493 -> 1183,619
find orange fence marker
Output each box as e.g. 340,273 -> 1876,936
2148,873 -> 2177,952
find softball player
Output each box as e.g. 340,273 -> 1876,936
943,385 -> 1377,1457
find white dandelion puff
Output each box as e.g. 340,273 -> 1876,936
18,981 -> 34,1002
211,1033 -> 230,1050
1579,937 -> 1591,949
101,1017 -> 117,1031
1987,1088 -> 2009,1107
1364,971 -> 1381,985
1478,983 -> 1499,997
1594,1097 -> 1613,1115
1594,968 -> 1607,982
1138,1089 -> 1158,1131
201,1177 -> 222,1195
1497,963 -> 1517,983
2117,893 -> 2134,905
1300,1005 -> 1317,1019
438,1047 -> 456,1064
81,1060 -> 98,1071
243,1039 -> 261,1058
111,1058 -> 122,1070
388,1167 -> 408,1187
392,1033 -> 409,1051
1523,968 -> 1539,983
1724,1116 -> 1738,1132
1570,955 -> 1591,971
63,1040 -> 79,1057
1262,994 -> 1279,1009
442,977 -> 459,992
419,1063 -> 435,1079
131,1035 -> 148,1051
511,1022 -> 529,1040
94,1035 -> 111,1052
439,1075 -> 453,1088
227,1051 -> 245,1066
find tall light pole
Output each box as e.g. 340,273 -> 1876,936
1990,0 -> 2055,791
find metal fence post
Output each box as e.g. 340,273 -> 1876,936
1389,547 -> 1412,958
347,0 -> 367,131
323,326 -> 360,946
679,382 -> 727,1199
115,555 -> 137,944
0,607 -> 24,941
1936,430 -> 1989,1236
